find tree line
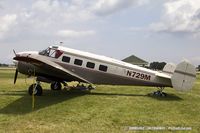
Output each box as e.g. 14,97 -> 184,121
149,62 -> 200,71
149,62 -> 167,70
0,63 -> 9,67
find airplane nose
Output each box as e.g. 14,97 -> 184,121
13,49 -> 21,57
13,52 -> 28,60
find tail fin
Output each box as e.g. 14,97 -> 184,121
171,61 -> 196,91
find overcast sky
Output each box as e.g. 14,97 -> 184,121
0,0 -> 200,66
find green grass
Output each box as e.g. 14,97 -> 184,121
0,68 -> 200,132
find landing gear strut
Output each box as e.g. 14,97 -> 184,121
28,81 -> 43,96
153,87 -> 167,97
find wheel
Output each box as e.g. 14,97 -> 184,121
51,82 -> 62,90
153,91 -> 167,97
28,84 -> 43,96
153,91 -> 160,96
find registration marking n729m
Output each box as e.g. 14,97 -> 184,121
126,70 -> 151,81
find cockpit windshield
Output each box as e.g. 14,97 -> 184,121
39,47 -> 63,58
39,48 -> 50,56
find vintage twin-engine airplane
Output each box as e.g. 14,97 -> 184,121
13,45 -> 196,96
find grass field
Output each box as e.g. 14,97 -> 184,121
0,68 -> 200,132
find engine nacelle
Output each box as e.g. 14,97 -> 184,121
17,61 -> 36,76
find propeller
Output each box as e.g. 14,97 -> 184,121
14,68 -> 18,84
13,49 -> 17,56
13,49 -> 18,84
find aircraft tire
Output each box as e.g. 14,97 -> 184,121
28,84 -> 43,96
153,91 -> 166,97
51,82 -> 62,90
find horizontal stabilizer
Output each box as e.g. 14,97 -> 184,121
162,63 -> 176,76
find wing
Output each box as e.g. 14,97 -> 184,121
13,54 -> 91,84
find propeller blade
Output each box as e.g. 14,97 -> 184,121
14,69 -> 18,84
13,49 -> 17,56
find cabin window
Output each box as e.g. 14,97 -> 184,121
74,59 -> 83,66
62,56 -> 70,63
99,65 -> 108,72
86,62 -> 95,69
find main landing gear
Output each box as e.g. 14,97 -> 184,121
28,81 -> 43,96
28,81 -> 95,96
28,81 -> 62,96
152,87 -> 167,97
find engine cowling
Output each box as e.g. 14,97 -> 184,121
17,61 -> 36,76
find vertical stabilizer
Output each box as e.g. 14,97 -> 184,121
171,61 -> 196,91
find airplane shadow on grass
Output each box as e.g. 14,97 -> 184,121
0,89 -> 183,115
0,89 -> 87,115
88,92 -> 183,101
